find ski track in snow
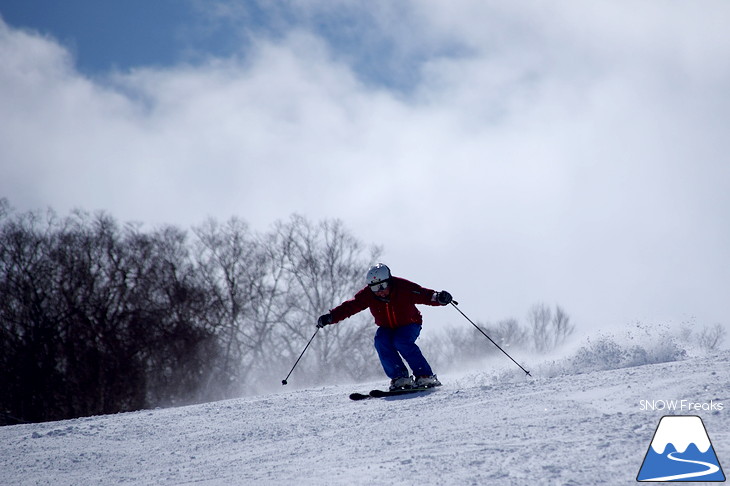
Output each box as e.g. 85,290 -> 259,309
644,451 -> 721,481
2,351 -> 728,486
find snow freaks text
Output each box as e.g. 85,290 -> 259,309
639,400 -> 724,412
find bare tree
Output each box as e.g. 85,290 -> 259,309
193,217 -> 272,390
528,303 -> 552,353
696,324 -> 727,352
0,209 -> 63,422
140,224 -> 220,406
551,306 -> 575,350
0,197 -> 9,219
425,317 -> 529,371
269,215 -> 382,384
527,303 -> 575,353
496,318 -> 528,349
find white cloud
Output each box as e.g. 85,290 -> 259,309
1,3 -> 729,333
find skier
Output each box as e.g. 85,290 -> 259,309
317,263 -> 452,391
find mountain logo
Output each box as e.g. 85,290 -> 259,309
637,415 -> 725,482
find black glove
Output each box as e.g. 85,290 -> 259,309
436,291 -> 452,305
317,313 -> 333,328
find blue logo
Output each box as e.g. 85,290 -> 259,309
637,415 -> 725,482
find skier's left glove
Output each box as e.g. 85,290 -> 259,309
317,314 -> 333,328
436,291 -> 452,305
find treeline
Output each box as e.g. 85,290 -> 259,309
425,303 -> 576,371
0,200 -> 380,424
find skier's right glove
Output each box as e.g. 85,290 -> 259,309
317,313 -> 333,328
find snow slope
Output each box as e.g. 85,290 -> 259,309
2,350 -> 728,485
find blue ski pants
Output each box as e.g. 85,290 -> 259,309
374,323 -> 434,379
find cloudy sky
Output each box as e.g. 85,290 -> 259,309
1,0 -> 728,334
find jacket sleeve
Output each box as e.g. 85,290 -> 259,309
329,288 -> 370,324
401,278 -> 441,306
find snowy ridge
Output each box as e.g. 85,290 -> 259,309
1,350 -> 728,485
650,416 -> 711,454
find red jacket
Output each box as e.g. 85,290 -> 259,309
330,277 -> 441,328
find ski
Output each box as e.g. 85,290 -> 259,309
349,386 -> 437,401
369,386 -> 436,398
349,392 -> 372,401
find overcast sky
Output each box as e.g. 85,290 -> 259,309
1,1 -> 729,335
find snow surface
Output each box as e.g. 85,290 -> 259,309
2,350 -> 728,485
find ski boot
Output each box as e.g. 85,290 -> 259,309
389,376 -> 415,391
415,375 -> 441,388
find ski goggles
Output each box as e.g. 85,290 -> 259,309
369,281 -> 389,293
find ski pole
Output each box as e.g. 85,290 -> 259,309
281,326 -> 320,385
450,301 -> 532,377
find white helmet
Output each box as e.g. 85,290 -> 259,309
366,263 -> 391,286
